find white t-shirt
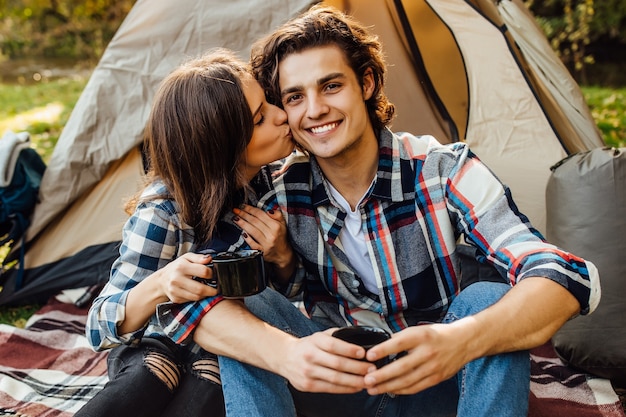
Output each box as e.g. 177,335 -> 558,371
327,181 -> 378,294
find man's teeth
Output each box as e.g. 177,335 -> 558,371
310,123 -> 337,134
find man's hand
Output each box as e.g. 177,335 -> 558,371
363,277 -> 581,396
362,323 -> 472,395
193,302 -> 371,394
278,328 -> 373,393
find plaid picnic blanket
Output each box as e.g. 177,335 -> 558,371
0,292 -> 624,416
0,296 -> 108,417
529,343 -> 625,417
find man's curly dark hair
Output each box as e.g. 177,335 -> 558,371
250,4 -> 395,133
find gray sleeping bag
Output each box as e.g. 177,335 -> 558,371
547,146 -> 626,385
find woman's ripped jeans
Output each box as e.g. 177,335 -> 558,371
74,337 -> 225,417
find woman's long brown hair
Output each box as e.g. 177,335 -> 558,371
132,49 -> 254,243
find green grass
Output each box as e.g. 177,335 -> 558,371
0,78 -> 623,327
0,304 -> 41,328
0,76 -> 87,326
581,86 -> 626,149
0,76 -> 88,162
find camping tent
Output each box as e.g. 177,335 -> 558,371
0,0 -> 604,306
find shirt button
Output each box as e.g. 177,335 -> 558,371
352,279 -> 360,288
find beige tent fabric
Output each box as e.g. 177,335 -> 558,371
28,0 -> 317,241
15,0 -> 602,276
497,0 -> 603,153
425,0 -> 571,234
25,148 -> 144,268
28,0 -> 602,241
394,0 -> 469,142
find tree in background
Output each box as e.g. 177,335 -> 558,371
525,0 -> 626,85
526,0 -> 594,83
0,0 -> 624,85
0,0 -> 134,62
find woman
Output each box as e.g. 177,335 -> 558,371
76,49 -> 296,417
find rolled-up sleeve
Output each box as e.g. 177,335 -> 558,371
156,296 -> 224,344
444,143 -> 601,315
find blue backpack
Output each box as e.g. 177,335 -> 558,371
0,131 -> 47,289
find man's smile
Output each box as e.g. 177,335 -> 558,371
307,121 -> 341,135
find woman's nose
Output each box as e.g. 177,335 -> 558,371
276,107 -> 288,125
270,104 -> 288,125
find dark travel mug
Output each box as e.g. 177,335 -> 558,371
195,249 -> 266,298
332,325 -> 392,368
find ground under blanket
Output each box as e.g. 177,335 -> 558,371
0,295 -> 624,416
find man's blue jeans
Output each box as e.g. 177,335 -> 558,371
219,282 -> 530,416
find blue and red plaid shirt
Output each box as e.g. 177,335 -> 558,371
158,129 -> 600,342
85,170 -> 276,351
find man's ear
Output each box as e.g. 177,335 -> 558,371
362,68 -> 375,100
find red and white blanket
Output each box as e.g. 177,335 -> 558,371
0,295 -> 624,416
529,343 -> 625,416
0,297 -> 108,416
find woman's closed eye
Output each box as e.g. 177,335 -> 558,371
254,113 -> 265,126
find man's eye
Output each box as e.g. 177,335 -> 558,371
284,94 -> 302,105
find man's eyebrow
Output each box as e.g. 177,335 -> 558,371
319,72 -> 345,85
280,85 -> 302,98
280,72 -> 346,97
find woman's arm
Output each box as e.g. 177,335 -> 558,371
119,252 -> 218,334
85,196 -> 216,350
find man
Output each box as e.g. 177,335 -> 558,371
160,5 -> 600,416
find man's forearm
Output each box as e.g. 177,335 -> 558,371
455,277 -> 580,361
192,299 -> 296,372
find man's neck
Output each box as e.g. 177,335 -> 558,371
316,133 -> 379,211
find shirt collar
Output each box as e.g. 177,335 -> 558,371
309,128 -> 414,207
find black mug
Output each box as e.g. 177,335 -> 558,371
195,249 -> 266,298
332,325 -> 391,368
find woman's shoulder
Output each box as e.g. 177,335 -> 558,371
140,179 -> 169,200
126,180 -> 189,234
137,180 -> 179,214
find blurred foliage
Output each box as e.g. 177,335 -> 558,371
0,0 -> 135,62
527,0 -> 626,43
525,0 -> 595,83
525,0 -> 626,85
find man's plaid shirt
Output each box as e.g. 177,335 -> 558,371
159,129 -> 600,342
260,129 -> 600,332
